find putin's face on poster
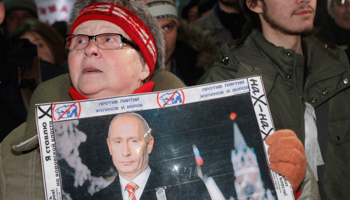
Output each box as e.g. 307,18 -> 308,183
107,114 -> 154,181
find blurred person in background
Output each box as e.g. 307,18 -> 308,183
194,0 -> 246,46
198,0 -> 217,18
0,9 -> 62,140
1,1 -> 314,199
145,0 -> 219,86
52,21 -> 68,40
11,19 -> 69,72
316,0 -> 350,62
181,0 -> 200,22
181,0 -> 217,22
1,0 -> 37,35
328,0 -> 350,29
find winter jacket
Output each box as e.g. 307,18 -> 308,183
193,6 -> 231,47
316,17 -> 350,64
198,29 -> 350,199
0,34 -> 62,141
193,4 -> 245,47
0,34 -> 35,140
172,20 -> 219,86
0,71 -> 186,200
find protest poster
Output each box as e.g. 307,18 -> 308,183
35,76 -> 294,200
35,0 -> 76,24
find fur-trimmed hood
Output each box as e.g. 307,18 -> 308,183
176,19 -> 220,71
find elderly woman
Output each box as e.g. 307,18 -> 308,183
0,0 -> 184,199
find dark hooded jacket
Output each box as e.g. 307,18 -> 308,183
172,20 -> 220,86
0,34 -> 62,141
0,34 -> 36,139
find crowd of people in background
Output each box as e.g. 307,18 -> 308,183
0,0 -> 350,199
0,0 -> 65,139
2,0 -> 348,138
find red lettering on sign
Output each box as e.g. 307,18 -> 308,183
49,5 -> 56,13
39,7 -> 46,15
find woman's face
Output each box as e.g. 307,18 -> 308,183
68,20 -> 150,99
20,31 -> 55,64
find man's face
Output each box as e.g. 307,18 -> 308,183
159,19 -> 178,69
330,0 -> 350,30
258,0 -> 316,35
5,9 -> 35,35
107,115 -> 153,181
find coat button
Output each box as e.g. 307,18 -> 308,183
335,136 -> 340,140
289,89 -> 293,93
286,75 -> 291,79
287,52 -> 291,56
323,43 -> 328,48
344,78 -> 349,84
322,90 -> 328,95
311,97 -> 317,103
221,55 -> 229,65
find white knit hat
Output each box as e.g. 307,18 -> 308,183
143,0 -> 179,25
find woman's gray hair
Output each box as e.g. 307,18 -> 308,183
67,0 -> 165,72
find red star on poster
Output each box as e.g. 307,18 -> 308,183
48,5 -> 56,13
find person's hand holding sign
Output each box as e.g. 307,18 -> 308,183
266,130 -> 307,194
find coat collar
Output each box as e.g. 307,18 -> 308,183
68,81 -> 155,101
245,29 -> 350,103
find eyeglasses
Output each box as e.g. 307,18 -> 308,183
65,33 -> 139,52
333,0 -> 350,8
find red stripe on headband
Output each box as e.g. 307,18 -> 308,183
70,2 -> 157,77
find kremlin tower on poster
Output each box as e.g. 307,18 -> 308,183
194,114 -> 275,200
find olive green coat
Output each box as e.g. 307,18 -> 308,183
198,29 -> 350,200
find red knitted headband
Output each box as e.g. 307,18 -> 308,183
70,2 -> 157,76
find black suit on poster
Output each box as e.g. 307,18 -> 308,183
89,168 -> 211,200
